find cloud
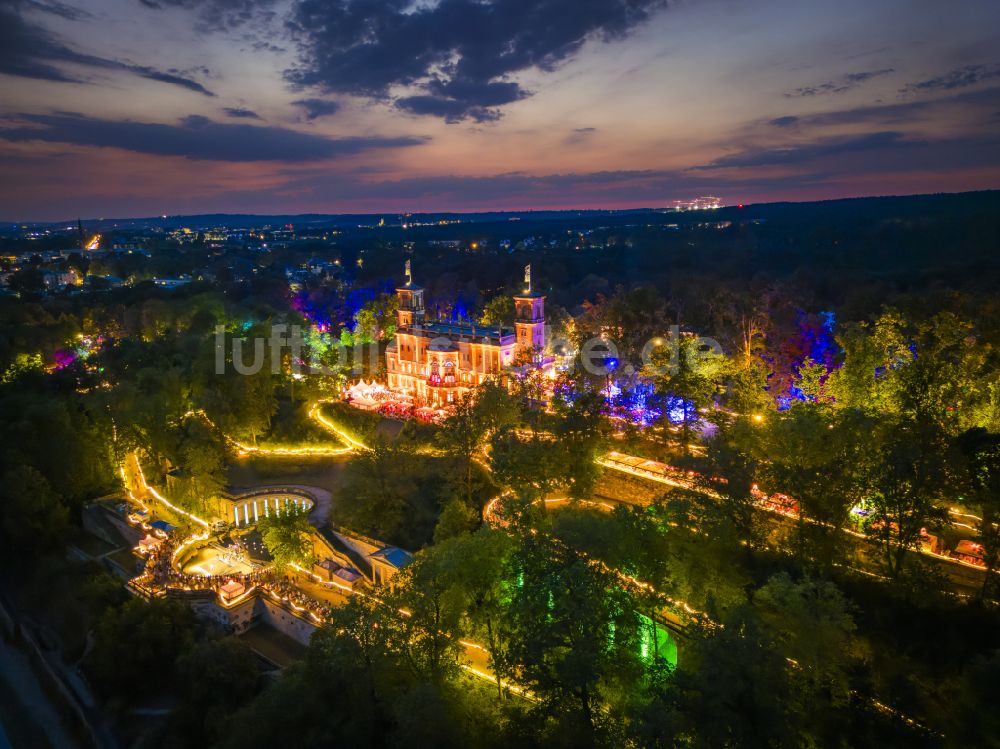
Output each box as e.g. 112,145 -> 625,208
136,0 -> 278,30
0,1 -> 89,82
901,64 -> 1000,93
285,0 -> 668,123
120,63 -> 215,95
768,86 -> 1000,129
785,68 -> 894,97
564,126 -> 598,144
0,0 -> 215,94
292,98 -> 341,120
26,0 -> 91,21
844,68 -> 895,84
395,96 -> 503,124
223,107 -> 261,119
396,77 -> 527,122
695,131 -> 907,170
0,112 -> 426,161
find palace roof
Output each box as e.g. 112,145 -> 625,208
370,546 -> 414,570
399,320 -> 516,344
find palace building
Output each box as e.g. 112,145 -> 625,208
385,263 -> 547,408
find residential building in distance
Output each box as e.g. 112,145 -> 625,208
43,269 -> 81,288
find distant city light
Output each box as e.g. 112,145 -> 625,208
673,196 -> 723,211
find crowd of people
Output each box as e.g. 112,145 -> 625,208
136,538 -> 175,587
264,577 -> 335,621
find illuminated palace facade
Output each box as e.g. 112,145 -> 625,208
385,264 -> 546,408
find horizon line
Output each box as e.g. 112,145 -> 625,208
4,187 -> 998,226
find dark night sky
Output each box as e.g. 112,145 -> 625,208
1,0 -> 998,220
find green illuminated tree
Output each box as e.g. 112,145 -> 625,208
341,437 -> 413,539
479,295 -> 515,328
503,533 -> 644,745
669,573 -> 858,749
645,334 -> 724,456
221,595 -> 401,748
473,378 -> 522,436
0,352 -> 43,384
665,607 -> 793,748
856,418 -> 952,582
438,379 -> 520,504
752,573 -> 857,708
831,309 -> 992,435
258,503 -> 315,571
437,394 -> 484,506
232,365 -> 277,446
421,528 -> 518,699
702,417 -> 767,552
755,404 -> 870,570
553,388 -> 608,499
177,419 -> 227,513
393,553 -> 464,687
432,498 -> 478,543
489,427 -> 561,501
354,293 -> 398,342
828,309 -> 912,415
724,353 -> 773,416
794,357 -> 834,403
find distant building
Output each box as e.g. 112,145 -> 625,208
385,263 -> 548,408
43,269 -> 81,288
306,257 -> 340,277
674,196 -> 723,211
369,546 -> 413,590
